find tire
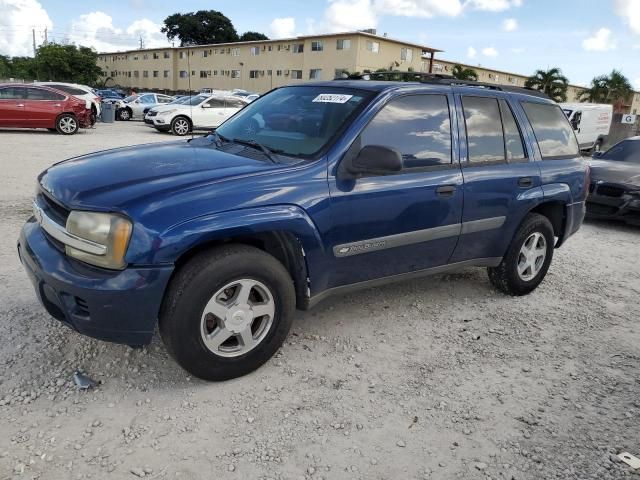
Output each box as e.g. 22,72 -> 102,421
171,116 -> 191,136
55,114 -> 79,135
159,245 -> 296,381
118,108 -> 131,121
487,213 -> 554,296
47,128 -> 57,133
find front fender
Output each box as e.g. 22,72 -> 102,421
128,204 -> 326,272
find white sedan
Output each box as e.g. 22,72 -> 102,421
150,94 -> 248,135
116,93 -> 175,120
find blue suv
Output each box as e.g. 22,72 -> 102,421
18,75 -> 588,380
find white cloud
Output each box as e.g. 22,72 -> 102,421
634,78 -> 640,90
467,0 -> 522,12
269,17 -> 296,38
467,46 -> 477,58
66,11 -> 168,52
374,0 -> 463,18
614,0 -> 640,34
482,46 -> 498,56
323,0 -> 378,32
502,18 -> 518,31
582,28 -> 616,51
0,0 -> 53,56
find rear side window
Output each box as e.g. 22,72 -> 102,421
206,98 -> 225,108
157,95 -> 173,103
27,88 -> 65,100
462,96 -> 505,164
360,94 -> 452,169
140,95 -> 155,104
0,87 -> 26,99
499,99 -> 527,161
225,98 -> 245,108
522,102 -> 579,159
48,84 -> 87,96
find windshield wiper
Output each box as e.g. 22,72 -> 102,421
230,138 -> 280,163
210,131 -> 230,148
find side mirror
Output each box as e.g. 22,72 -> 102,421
570,118 -> 579,130
592,151 -> 604,158
342,145 -> 403,178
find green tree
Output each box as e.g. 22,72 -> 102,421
452,64 -> 478,81
579,69 -> 634,112
525,67 -> 569,102
239,31 -> 268,41
35,44 -> 103,84
8,56 -> 37,80
161,10 -> 238,46
0,55 -> 11,78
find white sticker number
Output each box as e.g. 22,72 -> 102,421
312,94 -> 353,104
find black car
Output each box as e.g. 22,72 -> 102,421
587,136 -> 640,224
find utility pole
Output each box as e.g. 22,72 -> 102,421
44,28 -> 48,45
139,35 -> 144,50
32,29 -> 36,56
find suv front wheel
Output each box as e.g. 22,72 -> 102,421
488,213 -> 554,296
159,245 -> 295,381
171,116 -> 191,136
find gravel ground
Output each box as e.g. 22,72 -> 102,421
1,122 -> 639,480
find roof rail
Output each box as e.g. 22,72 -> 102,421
333,70 -> 551,99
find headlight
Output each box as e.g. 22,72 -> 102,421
65,211 -> 132,270
157,109 -> 177,116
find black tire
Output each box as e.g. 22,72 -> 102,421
170,116 -> 191,136
118,108 -> 132,121
487,213 -> 554,296
55,114 -> 79,135
47,128 -> 57,133
159,245 -> 296,381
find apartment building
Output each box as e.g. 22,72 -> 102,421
97,31 -> 439,93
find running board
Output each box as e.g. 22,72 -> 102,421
305,257 -> 502,309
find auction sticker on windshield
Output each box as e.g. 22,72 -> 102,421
312,94 -> 353,104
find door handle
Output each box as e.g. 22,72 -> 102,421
518,177 -> 533,188
16,103 -> 24,107
436,185 -> 456,197
54,104 -> 61,107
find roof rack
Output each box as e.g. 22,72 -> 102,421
334,71 -> 550,99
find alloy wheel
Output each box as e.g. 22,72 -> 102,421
517,232 -> 547,281
59,117 -> 77,133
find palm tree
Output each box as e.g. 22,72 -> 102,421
452,64 -> 478,81
579,70 -> 633,112
525,67 -> 569,102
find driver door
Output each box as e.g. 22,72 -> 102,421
193,97 -> 225,128
327,93 -> 464,288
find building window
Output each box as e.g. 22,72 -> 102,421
250,46 -> 260,55
179,70 -> 188,78
336,39 -> 351,50
311,41 -> 324,52
134,71 -> 139,78
309,69 -> 322,80
213,70 -> 218,76
291,70 -> 303,79
202,50 -> 208,57
293,43 -> 304,53
433,63 -> 443,72
200,70 -> 210,78
276,70 -> 282,76
179,52 -> 185,59
231,48 -> 240,56
143,70 -> 149,78
334,68 -> 349,78
249,70 -> 259,79
153,52 -> 159,59
400,48 -> 413,62
267,69 -> 272,76
231,70 -> 241,78
133,55 -> 139,60
268,45 -> 273,51
366,41 -> 379,53
153,70 -> 159,78
164,51 -> 170,59
164,70 -> 169,78
143,54 -> 149,60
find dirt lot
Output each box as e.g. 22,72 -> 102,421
1,122 -> 639,480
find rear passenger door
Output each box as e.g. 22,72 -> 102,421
328,93 -> 464,287
24,87 -> 64,127
450,92 -> 542,263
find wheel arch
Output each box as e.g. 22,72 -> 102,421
528,200 -> 568,247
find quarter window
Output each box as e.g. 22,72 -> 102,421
462,96 -> 505,164
522,102 -> 579,159
360,95 -> 452,169
499,99 -> 527,161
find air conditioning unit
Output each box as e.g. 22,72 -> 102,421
284,69 -> 290,75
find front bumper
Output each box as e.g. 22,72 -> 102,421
586,183 -> 640,225
18,218 -> 174,345
152,118 -> 171,131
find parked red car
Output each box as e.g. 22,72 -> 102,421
0,83 -> 92,135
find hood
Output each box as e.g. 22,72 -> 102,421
39,137 -> 290,210
151,104 -> 181,113
589,159 -> 640,188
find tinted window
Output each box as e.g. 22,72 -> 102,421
225,98 -> 245,108
522,102 -> 579,159
27,88 -> 65,100
499,99 -> 527,161
140,95 -> 155,104
0,87 -> 26,99
462,96 -> 505,163
603,141 -> 640,163
157,95 -> 173,103
216,86 -> 373,157
205,98 -> 225,108
361,95 -> 452,168
48,84 -> 87,96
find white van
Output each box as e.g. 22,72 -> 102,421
560,103 -> 612,152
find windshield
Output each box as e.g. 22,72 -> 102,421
215,86 -> 373,157
602,140 -> 640,163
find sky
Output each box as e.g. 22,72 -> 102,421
1,0 -> 639,89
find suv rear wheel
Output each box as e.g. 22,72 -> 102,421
159,245 -> 295,381
487,213 -> 554,296
56,114 -> 79,135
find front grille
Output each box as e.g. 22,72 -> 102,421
74,297 -> 90,317
597,184 -> 625,198
147,111 -> 158,117
37,191 -> 70,224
